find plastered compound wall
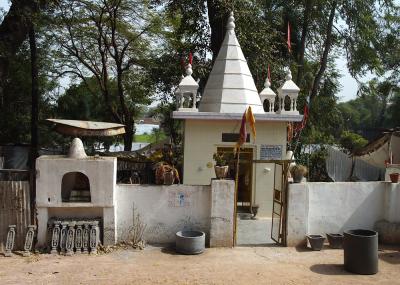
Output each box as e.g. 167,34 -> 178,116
116,184 -> 212,244
287,182 -> 400,246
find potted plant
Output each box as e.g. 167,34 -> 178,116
213,152 -> 229,179
389,172 -> 399,183
290,165 -> 308,183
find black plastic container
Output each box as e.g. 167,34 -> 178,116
307,235 -> 325,251
344,229 -> 378,275
327,233 -> 343,249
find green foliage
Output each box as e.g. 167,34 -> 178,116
148,102 -> 183,146
338,79 -> 400,136
213,152 -> 228,166
0,39 -> 56,145
296,146 -> 332,182
135,129 -> 166,143
339,131 -> 368,154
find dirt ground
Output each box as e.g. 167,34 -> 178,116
0,245 -> 399,285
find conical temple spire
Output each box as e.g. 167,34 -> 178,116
198,12 -> 264,113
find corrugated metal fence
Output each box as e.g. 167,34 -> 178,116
0,181 -> 31,252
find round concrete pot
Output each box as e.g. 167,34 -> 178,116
344,229 -> 378,275
327,233 -> 344,249
307,235 -> 325,251
214,165 -> 229,179
175,230 -> 205,255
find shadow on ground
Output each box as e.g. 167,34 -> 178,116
379,251 -> 400,265
161,246 -> 179,255
309,264 -> 352,275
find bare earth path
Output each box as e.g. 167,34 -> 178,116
0,245 -> 399,285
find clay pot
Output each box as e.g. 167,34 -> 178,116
389,173 -> 399,183
214,165 -> 229,179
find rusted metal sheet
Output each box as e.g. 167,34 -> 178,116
0,181 -> 31,252
46,119 -> 126,137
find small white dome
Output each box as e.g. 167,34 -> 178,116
68,138 -> 87,159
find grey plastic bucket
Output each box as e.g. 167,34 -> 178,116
344,229 -> 378,275
175,231 -> 205,255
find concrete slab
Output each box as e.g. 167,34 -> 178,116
236,216 -> 275,245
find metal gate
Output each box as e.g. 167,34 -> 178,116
0,180 -> 31,251
271,161 -> 290,245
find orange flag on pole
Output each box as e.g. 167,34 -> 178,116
247,106 -> 256,142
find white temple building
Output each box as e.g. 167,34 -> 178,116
173,12 -> 303,217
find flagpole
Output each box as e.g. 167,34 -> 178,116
233,146 -> 240,246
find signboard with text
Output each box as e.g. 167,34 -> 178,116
260,145 -> 283,160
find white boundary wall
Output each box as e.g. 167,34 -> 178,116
287,182 -> 400,246
116,180 -> 235,245
116,184 -> 211,244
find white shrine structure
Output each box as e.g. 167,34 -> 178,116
173,12 -> 303,217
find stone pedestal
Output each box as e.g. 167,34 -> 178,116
210,179 -> 235,247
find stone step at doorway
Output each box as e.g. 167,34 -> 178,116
236,215 -> 275,246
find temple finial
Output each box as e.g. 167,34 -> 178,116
186,63 -> 193,76
226,12 -> 235,30
286,69 -> 292,81
265,78 -> 271,88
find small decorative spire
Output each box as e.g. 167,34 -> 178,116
286,69 -> 292,81
265,78 -> 271,88
186,63 -> 193,76
226,11 -> 235,30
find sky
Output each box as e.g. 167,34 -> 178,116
0,0 -> 372,103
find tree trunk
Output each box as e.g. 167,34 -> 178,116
310,1 -> 337,103
296,0 -> 313,85
29,27 -> 39,161
29,25 -> 38,226
123,122 -> 134,151
207,0 -> 230,60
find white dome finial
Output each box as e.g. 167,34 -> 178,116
186,63 -> 193,76
265,78 -> 271,88
68,138 -> 87,159
286,69 -> 292,81
227,12 -> 235,30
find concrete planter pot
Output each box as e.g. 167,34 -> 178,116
327,233 -> 343,249
214,165 -> 229,179
389,173 -> 399,183
307,235 -> 325,251
344,229 -> 378,275
175,231 -> 205,255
